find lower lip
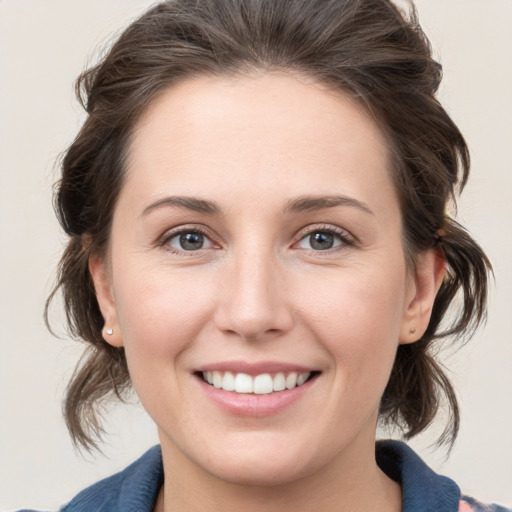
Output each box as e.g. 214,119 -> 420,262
196,375 -> 318,417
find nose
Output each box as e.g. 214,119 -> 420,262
213,250 -> 293,342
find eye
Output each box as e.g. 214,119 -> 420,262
165,229 -> 214,252
295,228 -> 352,251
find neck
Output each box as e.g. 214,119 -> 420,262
156,432 -> 401,512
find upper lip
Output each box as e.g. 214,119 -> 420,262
195,361 -> 317,375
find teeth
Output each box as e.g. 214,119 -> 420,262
212,371 -> 222,388
234,373 -> 253,393
221,371 -> 235,391
202,370 -> 312,394
273,372 -> 286,391
254,374 -> 273,394
297,373 -> 309,386
285,372 -> 298,389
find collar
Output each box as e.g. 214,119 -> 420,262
61,445 -> 163,512
376,440 -> 460,512
62,440 -> 460,512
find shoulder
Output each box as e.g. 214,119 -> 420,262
376,440 -> 511,512
25,445 -> 163,512
59,445 -> 163,512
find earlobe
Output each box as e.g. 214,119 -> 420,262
399,248 -> 447,345
89,254 -> 123,347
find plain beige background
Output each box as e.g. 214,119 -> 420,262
1,0 -> 511,510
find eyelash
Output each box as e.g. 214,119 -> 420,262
159,224 -> 355,255
159,225 -> 216,255
293,224 -> 355,252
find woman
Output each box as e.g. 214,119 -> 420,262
24,0 -> 508,511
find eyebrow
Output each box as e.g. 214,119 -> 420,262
140,196 -> 221,217
140,193 -> 374,218
284,195 -> 374,215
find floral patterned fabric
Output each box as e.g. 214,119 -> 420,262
459,496 -> 512,512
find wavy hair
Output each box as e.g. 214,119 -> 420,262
46,0 -> 491,451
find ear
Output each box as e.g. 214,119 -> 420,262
89,254 -> 123,347
399,247 -> 446,344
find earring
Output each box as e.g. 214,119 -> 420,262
409,328 -> 416,335
106,328 -> 114,336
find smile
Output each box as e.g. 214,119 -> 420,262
201,371 -> 314,394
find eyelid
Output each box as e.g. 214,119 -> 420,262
157,223 -> 355,254
159,224 -> 220,254
292,224 -> 356,250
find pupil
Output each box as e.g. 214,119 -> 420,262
310,232 -> 334,250
180,232 -> 204,250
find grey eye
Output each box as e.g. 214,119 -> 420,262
309,232 -> 335,250
180,232 -> 204,250
168,231 -> 213,251
297,231 -> 343,251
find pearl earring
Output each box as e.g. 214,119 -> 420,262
106,328 -> 114,335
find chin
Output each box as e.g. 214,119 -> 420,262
192,435 -> 327,487
205,455 -> 314,487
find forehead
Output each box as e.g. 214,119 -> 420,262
124,72 -> 398,215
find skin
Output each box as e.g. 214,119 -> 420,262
90,72 -> 446,512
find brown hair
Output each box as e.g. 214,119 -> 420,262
47,0 -> 491,451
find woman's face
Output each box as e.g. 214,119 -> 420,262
91,72 -> 442,485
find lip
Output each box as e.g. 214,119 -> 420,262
195,360 -> 316,376
194,362 -> 320,417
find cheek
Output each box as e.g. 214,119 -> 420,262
111,266 -> 221,433
298,262 -> 407,390
112,262 -> 216,381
